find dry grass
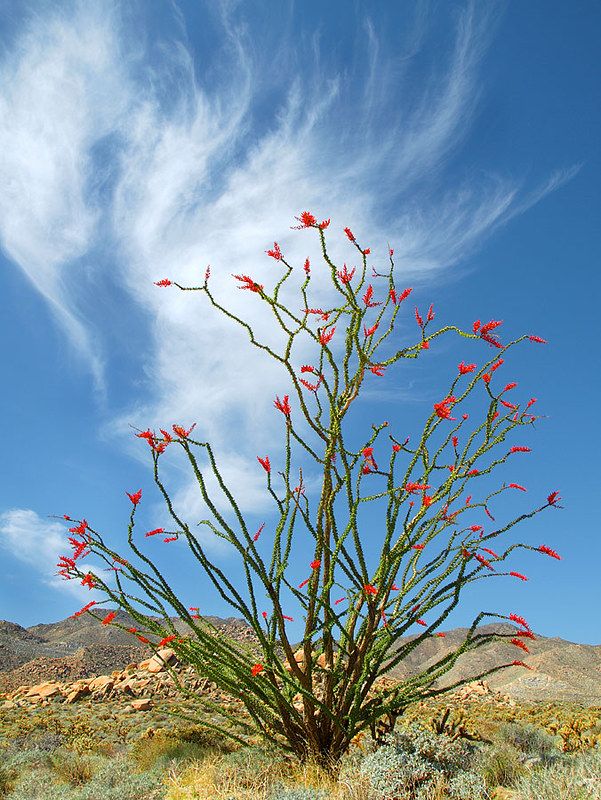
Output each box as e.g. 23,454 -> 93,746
164,750 -> 374,800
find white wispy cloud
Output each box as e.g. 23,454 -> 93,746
0,508 -> 102,600
0,0 -> 576,531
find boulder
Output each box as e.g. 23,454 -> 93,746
145,648 -> 176,673
131,698 -> 152,711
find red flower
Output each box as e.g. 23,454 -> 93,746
362,285 -> 380,308
145,528 -> 164,537
427,304 -> 435,321
510,613 -> 530,629
310,559 -> 321,569
71,601 -> 97,618
364,322 -> 379,337
420,340 -> 430,350
392,443 -> 401,452
319,327 -> 336,345
416,619 -> 427,626
274,395 -> 291,416
480,319 -> 503,347
319,218 -> 330,229
337,264 -> 356,283
516,629 -> 536,640
503,382 -> 517,392
300,378 -> 321,391
334,597 -> 345,605
257,456 -> 271,473
163,536 -> 178,543
304,258 -> 310,274
404,482 -> 431,493
389,247 -> 394,256
512,660 -> 533,669
511,637 -> 530,653
422,495 -> 433,507
251,663 -> 264,677
262,611 -> 268,619
298,578 -> 310,589
253,523 -> 265,542
475,554 -> 494,571
481,320 -> 503,335
158,635 -> 177,647
301,365 -> 316,373
361,463 -> 372,474
412,544 -> 425,551
538,544 -> 561,560
393,287 -> 412,304
344,227 -> 355,241
481,547 -> 499,559
509,483 -> 527,492
296,211 -> 316,227
364,584 -> 378,596
282,615 -> 294,621
363,248 -> 371,256
101,611 -> 117,626
510,446 -> 531,453
528,335 -> 547,344
434,396 -> 456,420
370,364 -> 385,376
234,274 -> 264,293
458,362 -> 477,374
415,307 -> 424,327
304,308 -> 330,320
172,423 -> 196,439
154,278 -> 172,287
452,436 -> 459,448
81,573 -> 96,589
266,242 -> 282,260
137,635 -> 150,644
473,320 -> 481,333
510,571 -> 528,581
126,489 -> 142,505
547,491 -> 561,505
470,525 -> 483,533
468,469 -> 479,476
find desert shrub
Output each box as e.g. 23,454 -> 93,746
5,754 -> 165,800
49,750 -> 95,786
512,748 -> 601,800
268,787 -> 329,800
476,742 -> 525,789
358,725 -> 476,800
0,765 -> 17,797
447,771 -> 490,800
131,731 -> 214,770
497,721 -> 559,761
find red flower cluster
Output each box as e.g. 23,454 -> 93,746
234,274 -> 264,293
257,455 -> 271,473
274,395 -> 291,416
434,396 -> 456,420
538,544 -> 561,560
389,287 -> 412,304
266,242 -> 282,260
337,264 -> 356,284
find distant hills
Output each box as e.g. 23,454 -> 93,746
1,614 -> 600,704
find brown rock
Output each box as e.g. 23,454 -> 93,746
25,681 -> 61,699
66,686 -> 90,703
145,648 -> 176,673
88,675 -> 114,692
131,698 -> 152,711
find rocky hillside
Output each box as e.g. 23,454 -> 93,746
1,614 -> 599,704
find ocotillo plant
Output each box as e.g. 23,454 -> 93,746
58,212 -> 562,765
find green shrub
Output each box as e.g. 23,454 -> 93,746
268,787 -> 329,800
50,751 -> 95,786
513,749 -> 601,800
0,764 -> 17,797
131,732 -> 212,770
358,725 -> 477,799
447,771 -> 490,799
476,742 -> 525,789
497,722 -> 559,761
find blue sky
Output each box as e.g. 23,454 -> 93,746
0,1 -> 599,646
